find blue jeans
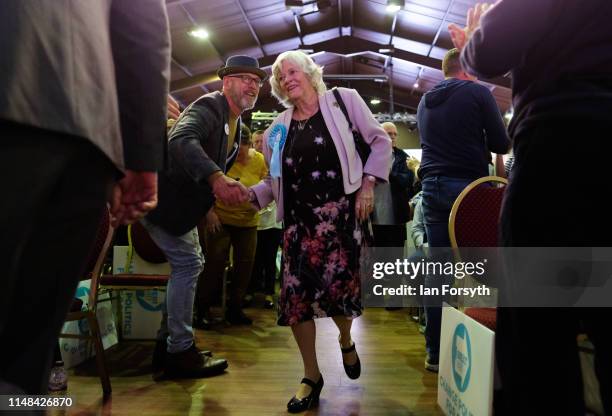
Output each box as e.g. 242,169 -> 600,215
140,218 -> 204,353
421,176 -> 472,360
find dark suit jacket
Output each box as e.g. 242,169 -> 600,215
389,147 -> 415,224
146,91 -> 240,235
0,0 -> 170,171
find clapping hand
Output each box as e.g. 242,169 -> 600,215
167,95 -> 181,120
448,2 -> 493,51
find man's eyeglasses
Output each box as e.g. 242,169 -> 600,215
226,75 -> 264,88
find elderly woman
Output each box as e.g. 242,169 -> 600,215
249,50 -> 391,413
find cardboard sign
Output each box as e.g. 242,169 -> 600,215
438,304 -> 495,416
112,246 -> 169,339
59,280 -> 118,368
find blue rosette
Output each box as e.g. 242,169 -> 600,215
268,123 -> 287,178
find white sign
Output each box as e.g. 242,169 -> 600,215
438,304 -> 495,416
59,280 -> 118,368
113,246 -> 170,339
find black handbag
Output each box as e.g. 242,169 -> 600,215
332,88 -> 371,164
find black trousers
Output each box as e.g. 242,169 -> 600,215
250,228 -> 282,295
496,119 -> 612,415
0,122 -> 115,394
372,224 -> 407,248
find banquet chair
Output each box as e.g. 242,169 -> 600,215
448,175 -> 507,330
98,220 -> 169,339
59,207 -> 114,396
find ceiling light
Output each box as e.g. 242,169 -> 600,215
370,99 -> 381,105
189,28 -> 209,39
386,0 -> 404,13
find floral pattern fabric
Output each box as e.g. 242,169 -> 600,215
278,110 -> 364,326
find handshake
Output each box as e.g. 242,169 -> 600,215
210,172 -> 252,206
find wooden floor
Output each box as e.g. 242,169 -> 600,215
58,307 -> 443,416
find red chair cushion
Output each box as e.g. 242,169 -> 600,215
465,307 -> 497,331
99,273 -> 169,287
454,184 -> 505,247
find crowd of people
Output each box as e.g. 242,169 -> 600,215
1,0 -> 610,415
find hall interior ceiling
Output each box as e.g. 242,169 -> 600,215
166,0 -> 512,114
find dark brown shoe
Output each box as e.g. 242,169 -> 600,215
163,344 -> 227,379
152,337 -> 212,373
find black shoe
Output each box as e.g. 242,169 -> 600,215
263,295 -> 274,309
287,376 -> 324,413
340,339 -> 361,380
153,338 -> 212,373
225,308 -> 253,325
163,344 -> 227,379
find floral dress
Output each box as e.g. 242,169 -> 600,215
278,110 -> 365,326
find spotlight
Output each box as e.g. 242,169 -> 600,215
386,0 -> 405,13
370,99 -> 381,105
413,82 -> 420,89
189,28 -> 209,39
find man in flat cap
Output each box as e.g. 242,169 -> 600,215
143,55 -> 267,379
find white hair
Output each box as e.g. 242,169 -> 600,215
381,122 -> 397,130
270,50 -> 327,108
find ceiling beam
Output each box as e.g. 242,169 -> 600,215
342,82 -> 422,111
166,0 -> 197,5
235,0 -> 266,57
427,0 -> 456,57
293,13 -> 305,46
170,33 -> 511,92
337,0 -> 343,37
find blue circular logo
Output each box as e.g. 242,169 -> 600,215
451,323 -> 472,392
136,290 -> 164,312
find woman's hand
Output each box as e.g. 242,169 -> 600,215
355,177 -> 375,222
205,207 -> 222,234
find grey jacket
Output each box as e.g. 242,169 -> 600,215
145,91 -> 240,235
0,0 -> 170,171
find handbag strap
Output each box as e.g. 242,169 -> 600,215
332,87 -> 354,130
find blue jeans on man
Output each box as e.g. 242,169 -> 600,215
140,218 -> 204,353
421,176 -> 472,364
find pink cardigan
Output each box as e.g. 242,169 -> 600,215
251,87 -> 392,222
